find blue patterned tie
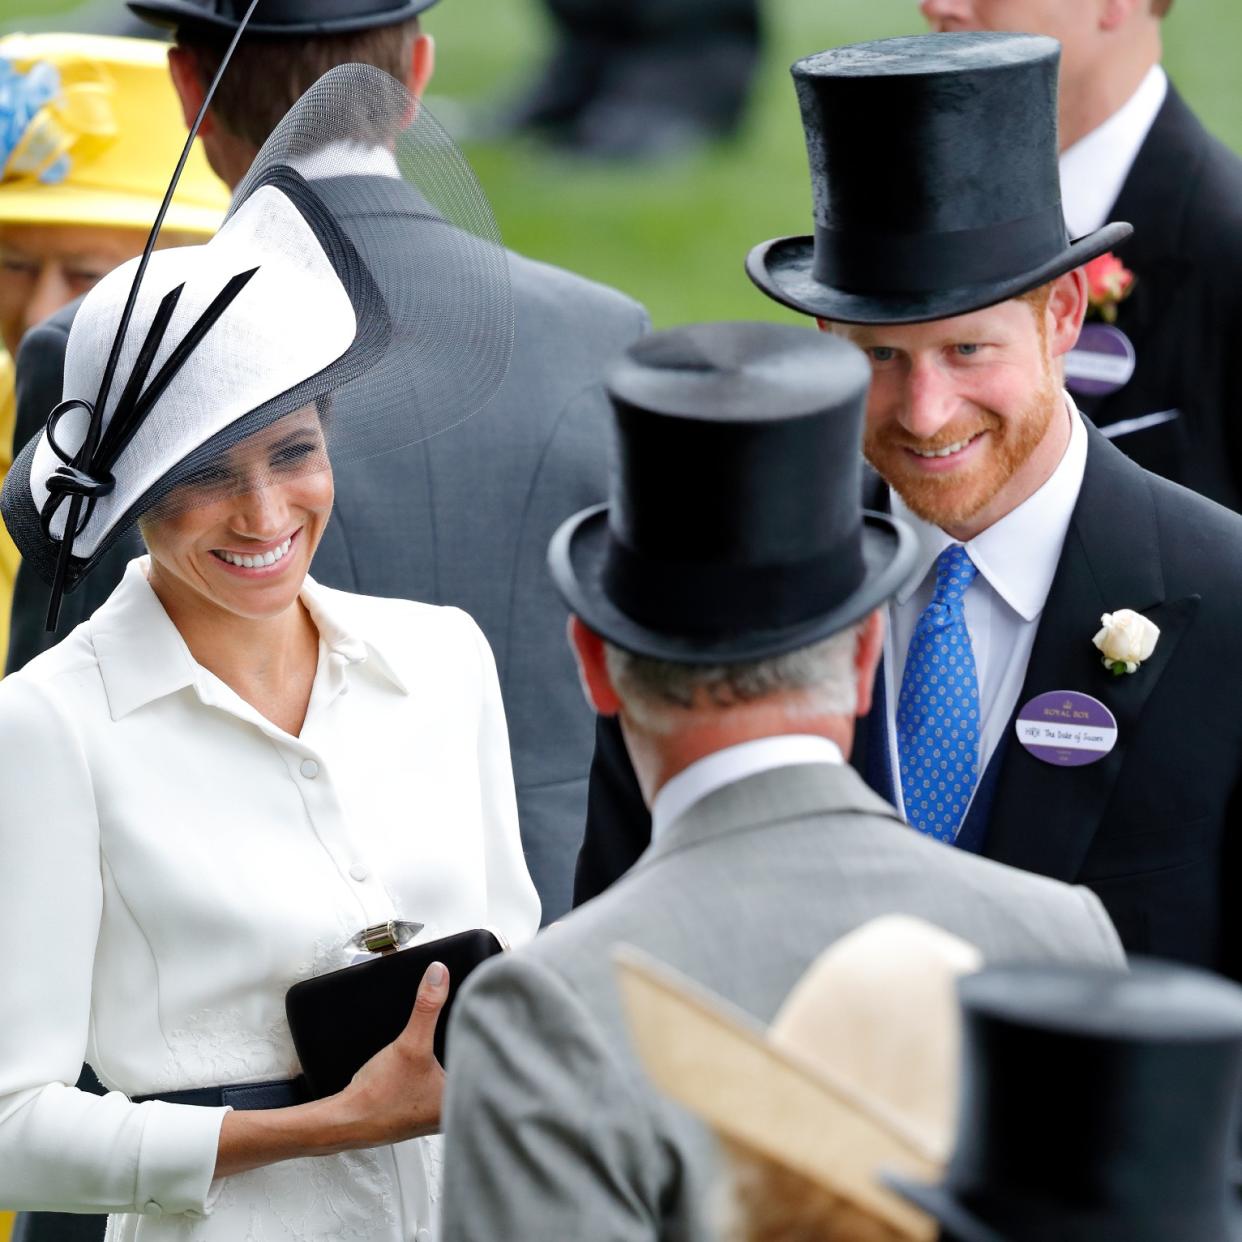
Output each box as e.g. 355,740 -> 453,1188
896,545 -> 981,843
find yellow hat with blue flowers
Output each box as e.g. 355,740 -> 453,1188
0,32 -> 228,236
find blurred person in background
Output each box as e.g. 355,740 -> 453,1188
0,31 -> 226,669
8,0 -> 647,919
500,0 -> 762,159
438,321 -> 1123,1242
921,0 -> 1242,511
617,916 -> 983,1242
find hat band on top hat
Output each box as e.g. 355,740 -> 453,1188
812,204 -> 1068,296
191,0 -> 411,24
602,530 -> 866,639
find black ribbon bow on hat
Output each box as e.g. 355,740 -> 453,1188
37,0 -> 262,631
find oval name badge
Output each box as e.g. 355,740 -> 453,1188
1065,324 -> 1136,398
1015,691 -> 1118,768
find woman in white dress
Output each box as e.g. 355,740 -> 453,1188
0,68 -> 538,1241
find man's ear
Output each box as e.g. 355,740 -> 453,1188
1046,268 -> 1089,361
408,33 -> 436,99
567,615 -> 623,716
167,45 -> 215,139
853,609 -> 885,719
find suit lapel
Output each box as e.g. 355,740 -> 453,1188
852,469 -> 897,803
852,662 -> 896,807
1102,87 -> 1202,374
981,429 -> 1199,881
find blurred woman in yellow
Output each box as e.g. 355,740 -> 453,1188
0,32 -> 227,667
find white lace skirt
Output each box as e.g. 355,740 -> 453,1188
103,1135 -> 442,1242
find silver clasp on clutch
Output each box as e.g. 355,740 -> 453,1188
347,920 -> 424,957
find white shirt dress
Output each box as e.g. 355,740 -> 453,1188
0,558 -> 541,1240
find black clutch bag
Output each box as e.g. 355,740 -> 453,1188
285,924 -> 505,1099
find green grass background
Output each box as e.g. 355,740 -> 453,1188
2,0 -> 1239,327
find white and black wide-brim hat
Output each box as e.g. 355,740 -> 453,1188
1,64 -> 512,624
548,321 -> 917,664
747,32 -> 1133,326
5,168 -> 383,592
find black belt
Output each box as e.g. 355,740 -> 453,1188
132,1075 -> 309,1111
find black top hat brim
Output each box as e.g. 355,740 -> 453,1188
747,222 -> 1133,326
548,503 -> 917,665
127,0 -> 438,36
883,1176 -> 1011,1242
885,1171 -> 1242,1242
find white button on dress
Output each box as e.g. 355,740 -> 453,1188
0,559 -> 541,1239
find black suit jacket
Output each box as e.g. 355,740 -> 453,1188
1075,84 -> 1242,510
576,428 -> 1242,978
8,177 -> 649,921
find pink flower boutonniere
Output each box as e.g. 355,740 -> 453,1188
1084,253 -> 1136,324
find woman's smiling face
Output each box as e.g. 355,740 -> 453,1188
139,406 -> 334,623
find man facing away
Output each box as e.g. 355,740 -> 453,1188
576,33 -> 1242,984
921,0 -> 1242,510
8,0 -> 649,920
439,320 -> 1124,1242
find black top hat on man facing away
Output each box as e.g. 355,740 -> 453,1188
748,32 -> 1134,326
126,0 -> 437,36
547,321 -> 917,665
888,960 -> 1242,1242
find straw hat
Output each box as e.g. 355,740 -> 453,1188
615,916 -> 983,1239
0,32 -> 228,236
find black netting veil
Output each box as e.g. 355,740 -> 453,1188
1,62 -> 513,616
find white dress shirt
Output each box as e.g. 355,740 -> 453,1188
0,559 -> 540,1240
651,734 -> 844,841
885,397 -> 1088,822
1060,65 -> 1168,237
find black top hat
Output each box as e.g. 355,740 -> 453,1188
547,322 -> 917,664
887,961 -> 1242,1242
127,0 -> 437,36
747,32 -> 1133,326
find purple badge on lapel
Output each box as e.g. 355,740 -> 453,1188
1016,691 -> 1118,768
1065,324 -> 1136,397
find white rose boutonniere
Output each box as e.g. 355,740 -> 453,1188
1093,609 -> 1160,676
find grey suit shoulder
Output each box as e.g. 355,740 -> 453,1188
440,763 -> 1123,1242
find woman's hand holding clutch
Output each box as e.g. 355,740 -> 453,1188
213,962 -> 451,1179
333,960 -> 450,1145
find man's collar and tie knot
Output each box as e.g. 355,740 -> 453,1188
928,544 -> 978,622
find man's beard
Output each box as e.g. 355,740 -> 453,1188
863,375 -> 1061,529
